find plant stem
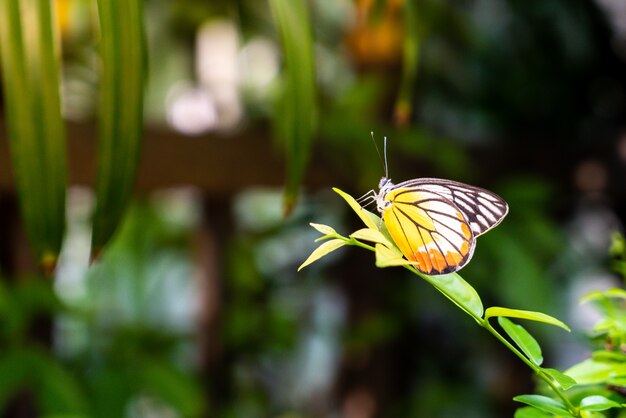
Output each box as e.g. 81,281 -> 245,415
346,236 -> 579,416
482,320 -> 579,416
347,238 -> 579,417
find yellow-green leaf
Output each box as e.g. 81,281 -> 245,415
580,288 -> 626,304
375,244 -> 412,268
333,188 -> 380,230
310,223 -> 336,236
351,228 -> 394,248
579,395 -> 623,412
485,307 -> 570,332
298,239 -> 346,271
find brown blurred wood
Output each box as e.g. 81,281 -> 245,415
0,120 -> 335,194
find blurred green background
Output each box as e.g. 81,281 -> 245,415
0,0 -> 626,417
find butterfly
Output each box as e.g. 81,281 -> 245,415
366,176 -> 508,275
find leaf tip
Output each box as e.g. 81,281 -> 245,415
283,194 -> 297,217
41,252 -> 58,278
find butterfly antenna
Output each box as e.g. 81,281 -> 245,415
370,131 -> 386,176
383,136 -> 389,179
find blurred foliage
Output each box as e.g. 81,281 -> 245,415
513,234 -> 626,417
0,198 -> 204,417
91,0 -> 146,255
0,0 -> 67,271
0,0 -> 625,416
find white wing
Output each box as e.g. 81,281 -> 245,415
393,177 -> 509,237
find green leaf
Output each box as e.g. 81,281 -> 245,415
591,318 -> 616,333
393,0 -> 426,126
580,288 -> 626,304
419,271 -> 484,319
137,361 -> 205,417
0,0 -> 67,273
543,368 -> 577,390
92,0 -> 146,256
498,317 -> 544,366
485,307 -> 570,332
607,375 -> 626,387
298,239 -> 346,271
375,244 -> 413,268
579,395 -> 623,412
565,358 -> 626,385
0,350 -> 34,410
310,223 -> 337,236
334,188 -> 380,231
0,348 -> 88,415
514,406 -> 553,418
269,0 -> 317,215
351,228 -> 394,248
513,395 -> 573,416
36,352 -> 90,415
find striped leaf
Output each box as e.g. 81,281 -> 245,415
91,0 -> 146,256
0,0 -> 67,274
269,0 -> 317,215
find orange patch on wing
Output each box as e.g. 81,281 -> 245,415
461,222 -> 472,239
429,249 -> 447,272
445,251 -> 463,266
416,250 -> 432,272
460,241 -> 470,255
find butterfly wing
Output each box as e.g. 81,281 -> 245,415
394,178 -> 509,237
381,179 -> 508,275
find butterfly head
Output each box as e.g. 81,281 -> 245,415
376,177 -> 394,213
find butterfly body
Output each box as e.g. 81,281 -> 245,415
374,177 -> 508,275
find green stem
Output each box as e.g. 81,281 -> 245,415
348,237 -> 376,252
346,237 -> 579,417
482,320 -> 578,416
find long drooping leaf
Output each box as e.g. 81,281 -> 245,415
394,0 -> 422,126
0,0 -> 67,274
269,0 -> 317,215
91,0 -> 146,255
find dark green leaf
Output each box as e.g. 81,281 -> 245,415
36,353 -> 89,415
137,361 -> 205,417
498,317 -> 543,366
0,350 -> 34,410
92,0 -> 146,255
